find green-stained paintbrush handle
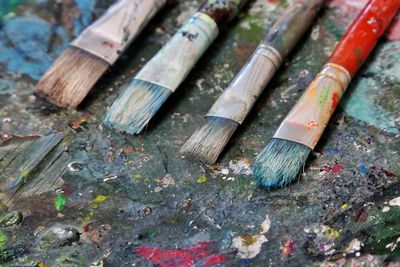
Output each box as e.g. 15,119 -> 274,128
198,0 -> 248,28
207,0 -> 323,124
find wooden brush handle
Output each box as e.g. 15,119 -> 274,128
264,0 -> 323,58
198,0 -> 248,28
207,0 -> 322,123
274,0 -> 399,149
328,0 -> 400,77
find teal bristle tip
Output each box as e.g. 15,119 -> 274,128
103,79 -> 171,134
252,138 -> 311,189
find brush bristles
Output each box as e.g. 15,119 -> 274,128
181,116 -> 239,163
35,47 -> 109,108
103,79 -> 171,134
252,138 -> 311,189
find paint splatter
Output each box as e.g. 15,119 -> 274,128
135,242 -> 227,267
228,157 -> 252,176
196,175 -> 207,183
0,17 -> 69,80
0,230 -> 7,251
281,239 -> 295,257
388,197 -> 400,207
232,215 -> 271,259
341,42 -> 400,134
304,225 -> 340,256
55,193 -> 66,211
321,164 -> 344,173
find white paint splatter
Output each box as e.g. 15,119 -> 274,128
382,206 -> 390,212
229,157 -> 252,175
232,215 -> 270,259
389,197 -> 400,207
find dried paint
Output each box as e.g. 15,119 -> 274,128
0,230 -> 7,251
341,42 -> 400,134
135,242 -> 227,267
196,175 -> 207,183
228,157 -> 252,176
281,239 -> 295,257
55,194 -> 66,212
304,225 -> 340,256
232,215 -> 271,259
388,197 -> 400,207
321,164 -> 344,174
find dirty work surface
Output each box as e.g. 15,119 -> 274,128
0,0 -> 399,266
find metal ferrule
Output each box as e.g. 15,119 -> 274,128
274,63 -> 351,149
135,12 -> 219,92
207,44 -> 283,123
71,0 -> 166,65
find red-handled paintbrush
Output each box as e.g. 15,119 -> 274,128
253,0 -> 400,189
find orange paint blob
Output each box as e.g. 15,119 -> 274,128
331,92 -> 340,111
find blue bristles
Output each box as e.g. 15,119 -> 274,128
103,79 -> 171,134
252,138 -> 311,189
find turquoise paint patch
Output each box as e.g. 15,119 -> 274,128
0,16 -> 69,80
73,0 -> 96,36
341,42 -> 400,134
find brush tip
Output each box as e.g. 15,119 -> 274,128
180,116 -> 239,163
35,47 -> 109,108
103,79 -> 171,134
252,138 -> 311,189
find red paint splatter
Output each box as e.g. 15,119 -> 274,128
322,164 -> 344,173
281,239 -> 296,257
135,242 -> 228,267
331,92 -> 340,111
370,166 -> 396,179
83,224 -> 90,233
387,16 -> 400,41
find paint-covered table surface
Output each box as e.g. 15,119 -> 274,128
0,0 -> 399,266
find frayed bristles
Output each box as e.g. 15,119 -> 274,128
35,47 -> 109,108
103,79 -> 171,134
181,116 -> 239,163
252,138 -> 311,189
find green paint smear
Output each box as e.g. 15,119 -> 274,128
234,15 -> 264,43
0,230 -> 7,251
363,206 -> 400,256
55,194 -> 66,211
319,88 -> 330,108
341,42 -> 399,134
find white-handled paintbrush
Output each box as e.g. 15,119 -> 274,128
180,0 -> 323,163
35,0 -> 166,108
103,0 -> 249,134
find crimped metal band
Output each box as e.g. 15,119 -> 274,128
273,63 -> 351,149
207,44 -> 283,124
135,12 -> 219,92
71,0 -> 166,64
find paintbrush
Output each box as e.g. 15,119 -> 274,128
252,0 -> 400,189
35,0 -> 167,109
103,0 -> 249,134
180,0 -> 323,163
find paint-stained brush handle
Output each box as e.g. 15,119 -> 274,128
274,0 -> 400,148
327,0 -> 399,77
208,0 -> 323,123
135,0 -> 248,93
72,0 -> 166,65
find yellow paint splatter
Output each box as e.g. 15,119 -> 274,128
341,204 -> 348,209
196,175 -> 207,183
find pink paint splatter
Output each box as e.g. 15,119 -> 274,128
281,239 -> 296,257
387,16 -> 400,41
135,242 -> 228,267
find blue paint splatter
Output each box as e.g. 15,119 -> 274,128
324,147 -> 339,156
0,16 -> 69,80
359,164 -> 369,176
73,0 -> 96,36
